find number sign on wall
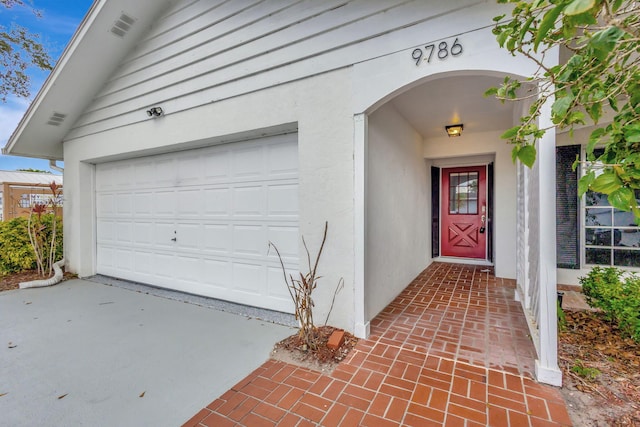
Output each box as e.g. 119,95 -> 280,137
411,38 -> 463,66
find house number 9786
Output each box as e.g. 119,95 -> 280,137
411,38 -> 463,66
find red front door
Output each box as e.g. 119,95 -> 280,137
441,166 -> 487,259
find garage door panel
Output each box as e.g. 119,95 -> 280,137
96,167 -> 115,191
154,191 -> 176,216
96,135 -> 298,313
267,184 -> 298,217
134,161 -> 155,186
175,256 -> 201,282
97,220 -> 115,243
267,142 -> 298,177
115,248 -> 134,272
155,159 -> 176,185
233,186 -> 265,217
154,223 -> 175,247
233,225 -> 266,257
203,224 -> 231,254
267,266 -> 295,300
177,155 -> 203,185
134,251 -> 153,274
177,190 -> 202,216
232,146 -> 264,179
97,193 -> 115,215
233,262 -> 264,294
203,188 -> 231,216
98,247 -> 114,269
133,222 -> 154,245
116,221 -> 133,244
204,259 -> 232,289
204,150 -> 231,181
114,165 -> 133,188
134,192 -> 153,216
176,223 -> 201,250
154,253 -> 175,278
116,194 -> 133,215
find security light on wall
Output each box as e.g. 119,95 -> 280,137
445,124 -> 463,137
146,107 -> 164,117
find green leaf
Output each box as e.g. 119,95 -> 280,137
608,97 -> 619,112
497,29 -> 511,48
608,187 -> 634,211
587,128 -> 606,154
611,0 -> 623,12
590,171 -> 623,194
624,125 -> 640,143
501,125 -> 521,139
564,0 -> 595,16
551,94 -> 575,121
589,26 -> 624,61
578,172 -> 596,197
518,15 -> 536,42
484,87 -> 498,97
534,5 -> 564,52
517,144 -> 536,167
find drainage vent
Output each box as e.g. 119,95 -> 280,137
47,112 -> 67,126
110,13 -> 136,38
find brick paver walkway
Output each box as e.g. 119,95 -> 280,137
183,263 -> 572,426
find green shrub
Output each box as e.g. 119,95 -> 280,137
0,215 -> 63,276
580,266 -> 640,342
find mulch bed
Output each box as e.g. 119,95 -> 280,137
559,310 -> 640,426
272,325 -> 358,370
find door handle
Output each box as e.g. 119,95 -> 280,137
171,237 -> 177,242
480,215 -> 486,234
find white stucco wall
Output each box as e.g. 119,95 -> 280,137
424,130 -> 517,279
366,103 -> 431,321
62,69 -> 356,332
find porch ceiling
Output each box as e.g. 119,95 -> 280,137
391,75 -> 518,140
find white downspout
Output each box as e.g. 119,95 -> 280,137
20,258 -> 65,289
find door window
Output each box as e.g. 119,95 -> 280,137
448,172 -> 478,214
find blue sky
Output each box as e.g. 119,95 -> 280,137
0,0 -> 93,173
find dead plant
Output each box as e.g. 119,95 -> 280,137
270,221 -> 332,351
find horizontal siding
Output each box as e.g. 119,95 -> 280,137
68,0 -> 489,140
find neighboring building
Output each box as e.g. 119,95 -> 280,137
0,171 -> 63,221
5,0 -> 637,385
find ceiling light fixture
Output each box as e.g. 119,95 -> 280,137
445,124 -> 463,137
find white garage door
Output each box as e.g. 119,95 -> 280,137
95,134 -> 298,313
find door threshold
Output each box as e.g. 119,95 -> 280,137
434,257 -> 493,266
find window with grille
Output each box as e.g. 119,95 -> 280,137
448,172 -> 478,214
583,149 -> 640,268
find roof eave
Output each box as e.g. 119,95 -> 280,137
3,0 -> 105,160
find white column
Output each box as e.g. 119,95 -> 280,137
534,83 -> 562,386
354,113 -> 369,338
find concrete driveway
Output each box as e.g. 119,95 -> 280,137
0,279 -> 295,427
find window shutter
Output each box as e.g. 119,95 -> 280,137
556,145 -> 580,268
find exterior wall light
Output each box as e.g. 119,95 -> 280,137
445,124 -> 463,137
146,107 -> 164,117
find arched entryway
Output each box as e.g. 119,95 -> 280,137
352,69 -> 562,385
360,71 -> 526,327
